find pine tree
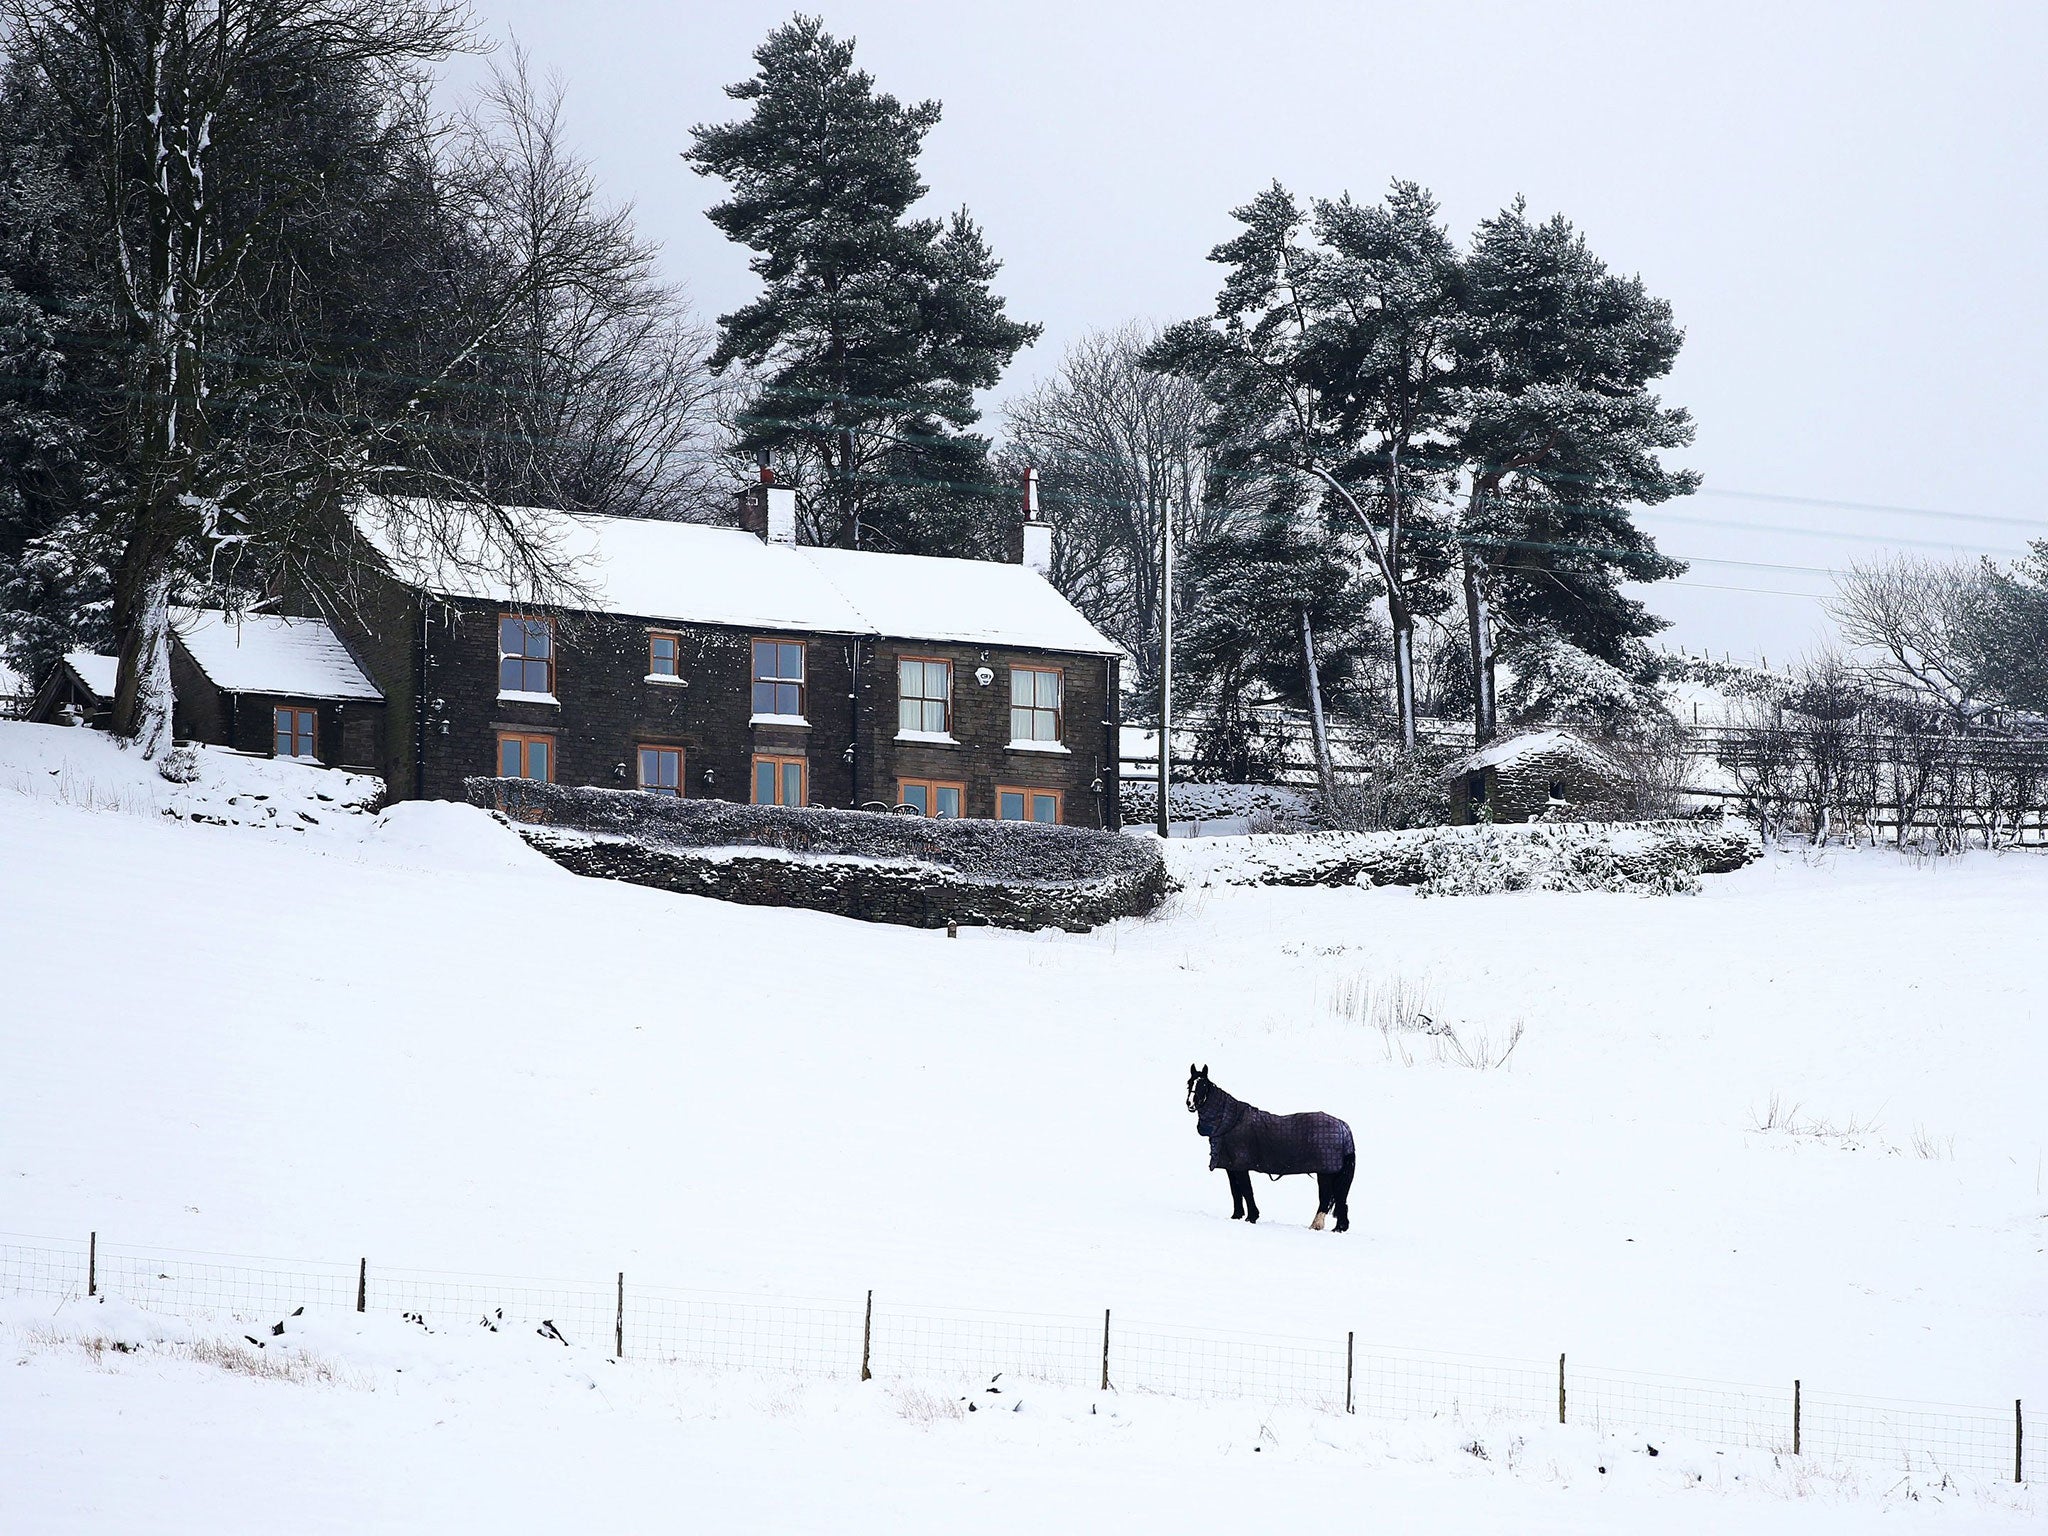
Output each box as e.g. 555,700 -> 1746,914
1178,513 -> 1382,783
686,16 -> 1037,553
1452,200 -> 1698,741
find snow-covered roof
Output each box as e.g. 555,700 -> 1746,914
62,651 -> 119,701
172,609 -> 383,702
351,499 -> 1120,656
1446,729 -> 1622,778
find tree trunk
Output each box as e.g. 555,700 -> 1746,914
1299,605 -> 1336,803
1462,543 -> 1497,746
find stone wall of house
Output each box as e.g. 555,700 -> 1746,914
469,778 -> 1163,930
319,566 -> 1118,825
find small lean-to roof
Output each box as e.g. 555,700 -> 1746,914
351,499 -> 1120,656
172,609 -> 383,702
1445,728 -> 1623,778
61,651 -> 120,702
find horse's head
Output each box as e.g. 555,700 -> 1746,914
1186,1063 -> 1212,1115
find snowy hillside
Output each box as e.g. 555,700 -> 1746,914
0,721 -> 2039,1531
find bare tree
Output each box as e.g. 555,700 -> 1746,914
0,1 -> 674,763
1829,555 -> 1998,727
445,54 -> 724,522
1002,323 -> 1245,695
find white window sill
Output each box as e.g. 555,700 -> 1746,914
497,690 -> 559,707
1006,739 -> 1069,754
895,730 -> 959,746
644,673 -> 688,687
750,712 -> 810,729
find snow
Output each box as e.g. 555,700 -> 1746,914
1450,727 -> 1621,776
353,498 -> 1119,655
0,717 -> 2041,1529
171,608 -> 382,701
61,649 -> 119,701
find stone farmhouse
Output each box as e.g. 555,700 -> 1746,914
304,482 -> 1125,827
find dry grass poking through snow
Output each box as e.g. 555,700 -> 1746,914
1326,972 -> 1526,1070
13,1320 -> 361,1388
887,1382 -> 967,1425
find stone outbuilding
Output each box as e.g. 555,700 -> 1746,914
1445,728 -> 1631,823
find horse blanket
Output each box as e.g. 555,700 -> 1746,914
1197,1086 -> 1354,1176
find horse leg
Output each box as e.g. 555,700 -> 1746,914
1311,1170 -> 1331,1230
1333,1153 -> 1356,1233
1241,1174 -> 1260,1225
1228,1169 -> 1247,1220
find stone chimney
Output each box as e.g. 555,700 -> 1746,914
1011,467 -> 1053,577
735,452 -> 798,545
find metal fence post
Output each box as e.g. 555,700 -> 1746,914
1100,1309 -> 1111,1392
860,1289 -> 873,1382
356,1257 -> 366,1314
1793,1380 -> 1802,1455
87,1231 -> 96,1298
1558,1354 -> 1567,1425
615,1272 -> 624,1359
1346,1331 -> 1355,1415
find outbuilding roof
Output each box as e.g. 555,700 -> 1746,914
1445,728 -> 1624,779
61,651 -> 120,702
351,499 -> 1121,656
173,609 -> 383,702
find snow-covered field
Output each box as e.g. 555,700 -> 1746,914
0,721 -> 2039,1531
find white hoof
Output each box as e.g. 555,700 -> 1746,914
1311,1210 -> 1326,1231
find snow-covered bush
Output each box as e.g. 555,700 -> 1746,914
1164,818 -> 1757,896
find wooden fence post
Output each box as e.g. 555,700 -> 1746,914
1100,1309 -> 1111,1392
1793,1380 -> 1801,1455
1346,1331 -> 1355,1415
356,1258 -> 366,1313
87,1231 -> 96,1298
614,1272 -> 624,1359
860,1289 -> 873,1382
1558,1354 -> 1567,1425
2019,1399 -> 2026,1485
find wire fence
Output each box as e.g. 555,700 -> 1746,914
1,1230 -> 2033,1485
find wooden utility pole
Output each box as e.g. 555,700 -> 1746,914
1156,508 -> 1173,837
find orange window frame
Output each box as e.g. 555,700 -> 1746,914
1011,665 -> 1064,742
751,637 -> 806,718
273,706 -> 316,759
637,743 -> 684,795
496,730 -> 556,783
498,612 -> 556,695
752,753 -> 806,807
897,777 -> 968,818
996,785 -> 1062,825
648,632 -> 682,677
896,655 -> 953,734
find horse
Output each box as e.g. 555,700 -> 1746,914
1186,1064 -> 1355,1232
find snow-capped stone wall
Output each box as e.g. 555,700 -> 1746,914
466,778 -> 1167,931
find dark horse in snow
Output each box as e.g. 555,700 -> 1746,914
1186,1064 -> 1355,1231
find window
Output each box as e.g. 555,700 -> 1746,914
753,753 -> 806,807
273,706 -> 316,760
499,614 -> 555,696
897,657 -> 952,735
1011,667 -> 1063,743
648,633 -> 681,679
898,778 -> 965,818
997,786 -> 1061,825
497,731 -> 554,782
752,639 -> 805,718
638,745 -> 683,795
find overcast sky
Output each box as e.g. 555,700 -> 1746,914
459,0 -> 2048,663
